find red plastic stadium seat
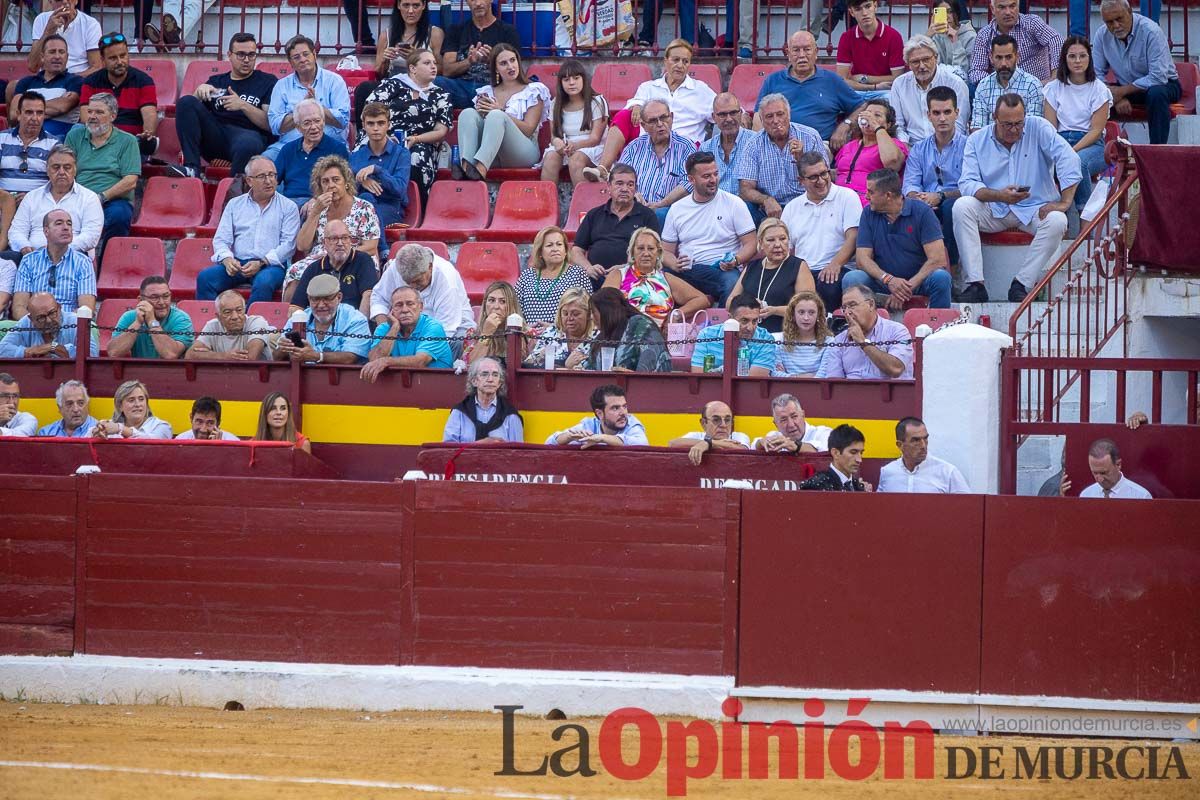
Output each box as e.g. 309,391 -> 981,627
247,301 -> 293,330
1108,62 -> 1197,121
198,177 -> 234,238
729,63 -> 784,111
456,241 -> 520,302
388,240 -> 450,261
169,238 -> 216,300
180,60 -> 226,96
687,64 -> 723,94
131,176 -> 206,237
143,117 -> 182,178
407,180 -> 489,242
563,181 -> 611,239
177,299 -> 216,329
980,230 -> 1034,246
903,308 -> 962,338
257,61 -> 294,80
383,182 -> 423,242
131,59 -> 178,113
98,237 -> 166,299
96,299 -> 139,354
486,181 -> 558,243
593,63 -> 652,108
527,63 -> 561,89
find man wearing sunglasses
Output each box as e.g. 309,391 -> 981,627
171,33 -> 277,180
79,32 -> 158,158
0,93 -> 57,253
27,0 -> 101,78
11,209 -> 95,321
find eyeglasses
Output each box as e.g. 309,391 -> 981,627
934,165 -> 943,188
714,110 -> 742,119
230,50 -> 258,61
641,114 -> 671,127
0,392 -> 19,401
98,33 -> 126,48
324,234 -> 351,242
705,415 -> 734,425
802,170 -> 831,182
996,120 -> 1025,130
476,370 -> 502,378
907,55 -> 936,68
842,300 -> 871,311
31,309 -> 59,322
143,292 -> 171,302
246,172 -> 277,181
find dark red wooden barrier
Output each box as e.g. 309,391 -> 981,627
1060,424 -> 1200,500
0,439 -> 341,480
415,443 -> 890,489
980,496 -> 1200,703
77,475 -> 408,664
407,480 -> 740,675
737,491 -> 985,693
0,476 -> 77,655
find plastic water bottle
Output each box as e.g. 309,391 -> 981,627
737,345 -> 750,377
450,144 -> 460,166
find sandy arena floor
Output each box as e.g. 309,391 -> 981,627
1,702 -> 1197,799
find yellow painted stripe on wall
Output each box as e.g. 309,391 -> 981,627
16,399 -> 901,458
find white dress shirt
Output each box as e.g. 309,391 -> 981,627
683,430 -> 751,447
890,65 -> 970,143
752,423 -> 833,452
546,414 -> 649,446
627,76 -> 716,144
1080,476 -> 1152,499
781,184 -> 862,272
176,430 -> 241,441
878,454 -> 971,493
9,181 -> 104,255
372,252 -> 474,336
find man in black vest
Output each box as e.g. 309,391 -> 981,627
800,423 -> 874,491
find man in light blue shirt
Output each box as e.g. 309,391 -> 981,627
546,384 -> 649,447
904,86 -> 968,274
196,155 -> 300,304
1092,1 -> 1180,144
736,92 -> 829,224
690,293 -> 776,376
0,293 -> 98,358
37,380 -> 98,438
954,94 -> 1082,303
360,287 -> 454,384
262,35 -> 350,160
700,92 -> 753,196
273,273 -> 372,365
442,356 -> 524,443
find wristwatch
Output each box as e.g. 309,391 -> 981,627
704,434 -> 714,448
859,75 -> 870,85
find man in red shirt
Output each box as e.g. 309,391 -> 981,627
78,32 -> 157,157
836,0 -> 905,93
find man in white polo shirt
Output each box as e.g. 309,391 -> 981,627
753,393 -> 833,453
662,150 -> 757,305
1076,438 -> 1152,499
781,151 -> 862,312
879,416 -> 971,493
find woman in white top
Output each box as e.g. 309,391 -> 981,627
458,44 -> 551,180
1043,36 -> 1114,214
540,59 -> 609,184
90,380 -> 173,440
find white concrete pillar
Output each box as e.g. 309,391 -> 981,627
921,323 -> 1013,494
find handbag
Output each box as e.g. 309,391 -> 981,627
666,309 -> 694,358
1081,175 -> 1111,222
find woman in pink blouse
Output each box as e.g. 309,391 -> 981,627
834,99 -> 909,206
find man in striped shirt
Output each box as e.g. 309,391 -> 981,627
11,208 -> 95,320
616,99 -> 697,225
736,92 -> 830,224
969,0 -> 1064,83
0,92 -> 58,253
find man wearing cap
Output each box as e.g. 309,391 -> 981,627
274,272 -> 372,365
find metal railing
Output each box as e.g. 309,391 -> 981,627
2,1 -> 1194,60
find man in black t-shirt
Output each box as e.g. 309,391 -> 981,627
435,0 -> 521,109
290,220 -> 378,317
170,33 -> 277,178
569,163 -> 662,290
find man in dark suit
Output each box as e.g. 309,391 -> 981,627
800,423 -> 874,491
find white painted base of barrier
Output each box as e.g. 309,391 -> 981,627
980,241 -> 1070,302
0,654 -> 732,717
733,687 -> 1200,740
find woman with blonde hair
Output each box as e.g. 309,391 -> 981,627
774,291 -> 833,377
462,280 -> 534,365
726,218 -> 815,334
524,287 -> 597,370
90,380 -> 173,439
515,226 -> 593,325
255,392 -> 310,453
602,227 -> 707,327
282,155 -> 382,303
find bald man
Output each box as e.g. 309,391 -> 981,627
669,400 -> 751,466
700,92 -> 753,196
755,31 -> 864,143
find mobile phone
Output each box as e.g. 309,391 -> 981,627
932,7 -> 948,26
286,330 -> 304,347
1016,185 -> 1031,192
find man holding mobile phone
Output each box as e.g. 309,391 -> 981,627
953,93 -> 1082,303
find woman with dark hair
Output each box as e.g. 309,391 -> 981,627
1043,36 -> 1113,214
541,59 -> 609,184
443,356 -> 524,442
457,43 -> 550,180
256,392 -> 310,453
361,48 -> 452,201
587,288 -> 671,373
834,98 -> 908,206
926,1 -> 976,81
353,0 -> 446,117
